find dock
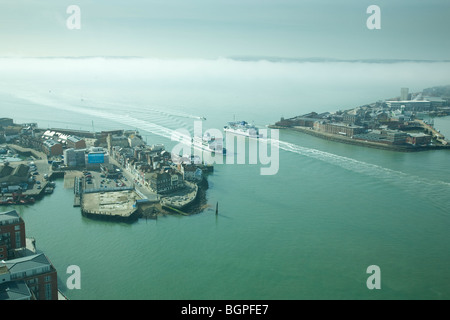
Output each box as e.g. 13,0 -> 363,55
81,189 -> 141,221
73,176 -> 82,207
415,119 -> 448,145
160,181 -> 198,210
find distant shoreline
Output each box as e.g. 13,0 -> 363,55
269,125 -> 450,152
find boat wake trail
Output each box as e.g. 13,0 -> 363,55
14,92 -> 450,212
268,138 -> 450,212
76,96 -> 204,121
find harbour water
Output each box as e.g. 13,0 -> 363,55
1,58 -> 450,299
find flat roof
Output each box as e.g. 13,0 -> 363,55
409,133 -> 430,137
0,280 -> 32,300
0,210 -> 20,224
4,253 -> 52,274
327,122 -> 364,128
386,100 -> 430,103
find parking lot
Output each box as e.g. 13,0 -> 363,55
82,170 -> 131,191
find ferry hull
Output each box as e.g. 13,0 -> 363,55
224,128 -> 262,139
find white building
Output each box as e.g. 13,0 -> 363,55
385,100 -> 431,112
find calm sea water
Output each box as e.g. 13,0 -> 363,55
1,58 -> 450,300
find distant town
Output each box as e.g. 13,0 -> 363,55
270,86 -> 450,151
1,118 -> 214,219
0,118 -> 217,300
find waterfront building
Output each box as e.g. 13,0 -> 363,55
128,135 -> 145,148
275,116 -> 322,128
353,129 -> 408,145
107,134 -> 130,150
406,133 -> 432,146
385,100 -> 431,112
42,130 -> 86,150
342,113 -> 360,125
66,135 -> 86,149
316,122 -> 365,137
151,144 -> 165,152
148,170 -> 183,194
2,253 -> 58,300
0,208 -> 59,301
181,164 -> 203,182
64,148 -> 87,168
0,280 -> 33,300
424,96 -> 446,108
2,126 -> 22,142
85,147 -> 110,170
0,210 -> 26,260
381,130 -> 408,144
42,139 -> 63,156
0,164 -> 30,188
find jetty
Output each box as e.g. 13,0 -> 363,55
81,189 -> 141,222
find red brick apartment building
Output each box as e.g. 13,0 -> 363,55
0,210 -> 59,300
0,210 -> 26,260
2,253 -> 59,300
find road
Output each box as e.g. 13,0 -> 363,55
108,157 -> 159,201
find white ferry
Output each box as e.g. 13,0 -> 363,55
192,133 -> 226,154
223,120 -> 263,138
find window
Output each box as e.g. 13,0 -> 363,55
45,283 -> 52,300
15,231 -> 21,248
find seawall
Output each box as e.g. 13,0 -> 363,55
270,125 -> 450,152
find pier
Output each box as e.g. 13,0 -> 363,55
414,119 -> 448,145
81,189 -> 141,221
271,125 -> 450,152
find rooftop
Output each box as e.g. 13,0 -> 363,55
0,210 -> 21,225
386,100 -> 430,103
409,133 -> 430,138
4,253 -> 52,275
43,139 -> 61,147
0,280 -> 32,300
67,135 -> 83,143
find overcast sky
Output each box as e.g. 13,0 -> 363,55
1,0 -> 450,60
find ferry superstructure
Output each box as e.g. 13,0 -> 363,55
223,121 -> 263,138
192,133 -> 226,154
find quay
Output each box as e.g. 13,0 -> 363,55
415,119 -> 448,145
269,125 -> 450,152
81,189 -> 141,222
2,121 -> 214,221
271,87 -> 450,152
160,181 -> 198,210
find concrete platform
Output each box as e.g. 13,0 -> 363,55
81,190 -> 141,220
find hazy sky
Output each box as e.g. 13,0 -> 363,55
1,0 -> 450,60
